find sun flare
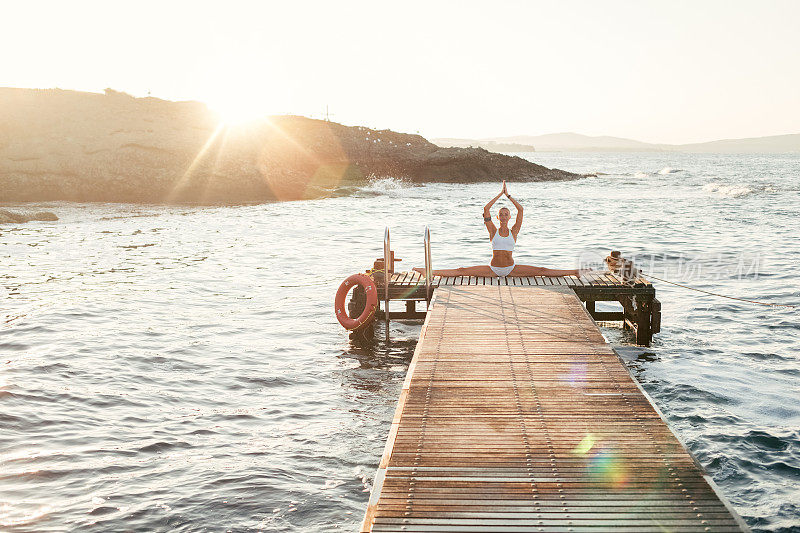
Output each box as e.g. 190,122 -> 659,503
198,49 -> 292,125
206,96 -> 276,125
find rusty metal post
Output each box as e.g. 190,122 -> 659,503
384,227 -> 390,343
424,226 -> 432,309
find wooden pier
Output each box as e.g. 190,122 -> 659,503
360,285 -> 748,532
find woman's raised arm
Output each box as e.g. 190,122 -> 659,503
482,182 -> 505,236
483,182 -> 505,217
505,183 -> 523,234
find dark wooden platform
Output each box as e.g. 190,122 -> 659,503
371,270 -> 660,345
360,285 -> 748,532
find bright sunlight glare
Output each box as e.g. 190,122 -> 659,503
203,81 -> 293,125
198,46 -> 292,125
205,92 -> 278,124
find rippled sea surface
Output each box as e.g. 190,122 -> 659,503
2,152 -> 799,532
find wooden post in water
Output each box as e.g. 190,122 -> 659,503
636,294 -> 653,345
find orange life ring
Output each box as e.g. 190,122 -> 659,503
335,273 -> 378,331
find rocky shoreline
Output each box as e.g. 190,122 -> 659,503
1,88 -> 582,204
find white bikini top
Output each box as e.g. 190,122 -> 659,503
491,229 -> 516,251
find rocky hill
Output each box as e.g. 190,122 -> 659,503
0,88 -> 581,203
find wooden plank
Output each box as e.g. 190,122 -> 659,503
584,271 -> 608,287
597,272 -> 614,287
361,286 -> 746,533
601,271 -> 623,286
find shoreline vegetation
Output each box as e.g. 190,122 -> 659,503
0,88 -> 581,205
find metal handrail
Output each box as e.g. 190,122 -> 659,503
383,227 -> 390,342
424,226 -> 432,309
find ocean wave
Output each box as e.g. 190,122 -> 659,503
703,182 -> 754,198
357,176 -> 417,196
630,168 -> 683,177
309,177 -> 414,199
658,167 -> 683,174
702,182 -> 777,198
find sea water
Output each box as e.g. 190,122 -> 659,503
1,152 -> 798,532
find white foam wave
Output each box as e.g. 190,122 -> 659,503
702,182 -> 755,198
632,169 -> 681,178
658,167 -> 682,175
358,176 -> 415,196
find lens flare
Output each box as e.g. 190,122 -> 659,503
256,119 -> 354,201
571,433 -> 596,455
564,362 -> 587,387
587,445 -> 630,488
573,434 -> 631,489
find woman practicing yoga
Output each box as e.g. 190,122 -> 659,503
414,181 -> 588,278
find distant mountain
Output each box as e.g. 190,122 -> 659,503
433,138 -> 538,152
433,132 -> 800,153
676,134 -> 800,153
490,133 -> 656,152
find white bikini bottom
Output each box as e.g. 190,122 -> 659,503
489,263 -> 515,277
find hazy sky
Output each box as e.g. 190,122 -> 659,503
4,0 -> 799,143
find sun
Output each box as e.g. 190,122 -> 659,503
204,83 -> 291,125
198,54 -> 293,125
207,97 -> 273,125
